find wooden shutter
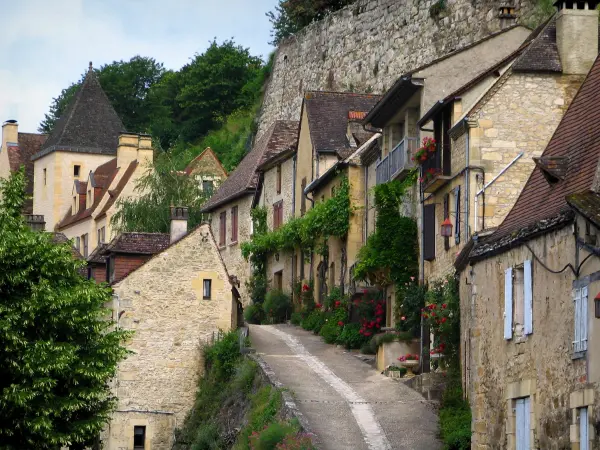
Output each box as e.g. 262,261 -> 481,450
454,186 -> 461,245
273,203 -> 279,229
580,407 -> 589,450
504,267 -> 513,340
443,194 -> 450,251
516,397 -> 531,450
219,212 -> 226,246
301,178 -> 307,215
276,164 -> 282,194
442,107 -> 452,176
279,201 -> 284,227
524,260 -> 533,335
574,286 -> 588,353
231,206 -> 238,242
423,204 -> 436,261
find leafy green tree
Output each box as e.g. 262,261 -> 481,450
267,0 -> 357,44
110,152 -> 209,233
39,56 -> 166,134
0,168 -> 130,449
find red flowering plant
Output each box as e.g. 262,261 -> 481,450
418,167 -> 442,185
398,353 -> 419,362
412,137 -> 437,165
421,275 -> 461,370
355,293 -> 386,338
395,277 -> 425,338
292,279 -> 315,313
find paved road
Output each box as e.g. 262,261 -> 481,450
250,324 -> 441,450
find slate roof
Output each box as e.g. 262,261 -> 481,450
6,132 -> 47,213
87,244 -> 108,264
32,66 -> 125,161
567,191 -> 600,228
200,120 -> 298,212
304,91 -> 380,159
471,54 -> 600,260
103,232 -> 170,255
184,147 -> 228,177
50,232 -> 85,260
513,17 -> 562,72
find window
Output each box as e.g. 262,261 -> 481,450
202,180 -> 214,195
276,164 -> 282,194
443,193 -> 450,251
273,200 -> 283,230
579,407 -> 589,450
219,212 -> 226,246
75,236 -> 80,252
515,397 -> 531,450
87,189 -> 91,208
504,261 -> 533,340
73,165 -> 81,177
81,233 -> 88,258
329,262 -> 335,289
72,196 -> 77,214
573,285 -> 588,354
108,256 -> 115,283
301,178 -> 307,215
203,279 -> 212,299
423,204 -> 436,261
274,271 -> 283,291
231,206 -> 238,242
97,227 -> 105,245
454,186 -> 461,245
133,426 -> 146,450
43,168 -> 47,185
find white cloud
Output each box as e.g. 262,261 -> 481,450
0,0 -> 277,132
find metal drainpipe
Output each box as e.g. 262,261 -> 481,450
464,128 -> 470,240
474,152 -> 523,232
292,155 -> 297,291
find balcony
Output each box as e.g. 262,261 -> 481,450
376,137 -> 419,185
421,146 -> 451,194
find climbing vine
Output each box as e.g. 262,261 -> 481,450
241,176 -> 352,261
353,171 -> 418,288
246,206 -> 268,305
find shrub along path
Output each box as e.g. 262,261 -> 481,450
250,324 -> 441,450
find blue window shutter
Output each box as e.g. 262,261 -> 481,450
454,186 -> 461,245
524,260 -> 533,335
504,267 -> 513,340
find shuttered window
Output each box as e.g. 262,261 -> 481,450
273,201 -> 284,230
231,206 -> 238,242
454,186 -> 461,245
276,164 -> 282,194
573,285 -> 588,354
219,212 -> 226,246
580,407 -> 589,450
443,193 -> 450,250
504,267 -> 513,340
523,260 -> 533,335
515,397 -> 531,450
423,204 -> 436,261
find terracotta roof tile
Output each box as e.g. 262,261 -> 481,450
200,120 -> 298,212
472,54 -> 600,258
95,160 -> 138,218
103,232 -> 170,255
6,133 -> 47,213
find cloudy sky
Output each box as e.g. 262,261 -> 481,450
0,0 -> 278,133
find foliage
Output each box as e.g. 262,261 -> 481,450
338,323 -> 368,350
242,176 -> 351,261
301,309 -> 326,334
290,312 -> 304,325
524,0 -> 555,28
275,432 -> 316,450
203,330 -> 241,381
412,137 -> 437,166
422,275 -> 461,369
249,421 -> 296,450
263,290 -> 292,324
245,304 -> 266,325
429,0 -> 447,18
233,385 -> 282,449
39,56 -> 166,134
319,303 -> 348,344
367,330 -> 415,354
439,380 -> 472,450
353,177 -> 418,287
110,152 -> 209,233
267,0 -> 357,45
246,207 -> 269,310
395,280 -> 426,337
0,168 -> 130,449
355,294 -> 386,338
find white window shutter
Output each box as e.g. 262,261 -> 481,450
582,286 -> 588,352
524,260 -> 533,335
573,288 -> 582,353
504,267 -> 513,340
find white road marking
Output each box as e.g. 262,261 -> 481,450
262,326 -> 392,450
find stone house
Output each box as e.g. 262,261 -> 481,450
361,25 -> 531,325
87,232 -> 170,284
417,4 -> 597,285
104,210 -> 241,450
200,121 -> 298,305
253,126 -> 298,293
460,48 -> 600,450
0,120 -> 46,214
183,146 -> 228,196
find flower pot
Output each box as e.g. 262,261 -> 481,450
399,359 -> 419,378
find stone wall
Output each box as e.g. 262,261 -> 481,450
258,0 -> 537,136
105,224 -> 235,450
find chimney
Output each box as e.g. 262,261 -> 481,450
24,214 -> 45,232
116,132 -> 139,168
170,206 -> 188,243
498,4 -> 517,29
2,120 -> 18,151
555,0 -> 599,75
137,134 -> 154,166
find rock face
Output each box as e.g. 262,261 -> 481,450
258,0 -> 537,136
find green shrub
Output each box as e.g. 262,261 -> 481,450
191,422 -> 221,450
277,432 -> 316,449
360,341 -> 375,354
248,421 -> 297,450
245,303 -> 265,324
439,381 -> 472,450
319,307 -> 348,344
263,290 -> 291,323
301,310 -> 325,333
234,385 -> 282,449
232,359 -> 258,394
339,323 -> 368,350
290,311 -> 303,325
203,331 -> 240,381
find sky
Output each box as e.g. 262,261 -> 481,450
0,0 -> 278,133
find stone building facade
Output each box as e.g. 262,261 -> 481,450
104,223 -> 239,450
258,0 -> 537,136
183,147 -> 228,195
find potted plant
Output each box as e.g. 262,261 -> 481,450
412,137 -> 437,165
397,353 -> 419,378
384,364 -> 407,379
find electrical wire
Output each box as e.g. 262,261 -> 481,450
524,242 -> 577,276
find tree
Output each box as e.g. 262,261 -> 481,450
267,0 -> 356,44
39,56 -> 166,134
110,152 -> 210,234
0,168 -> 130,449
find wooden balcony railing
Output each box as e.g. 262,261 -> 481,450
376,137 -> 419,185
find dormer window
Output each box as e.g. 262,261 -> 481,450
72,196 -> 77,214
533,156 -> 569,185
74,165 -> 81,177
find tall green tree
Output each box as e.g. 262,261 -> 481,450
0,168 -> 130,449
110,152 -> 209,234
39,56 -> 166,134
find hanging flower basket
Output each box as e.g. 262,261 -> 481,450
412,137 -> 437,165
418,168 -> 442,185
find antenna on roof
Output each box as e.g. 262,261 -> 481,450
89,61 -> 93,72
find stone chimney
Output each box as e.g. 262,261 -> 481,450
137,134 -> 154,166
2,120 -> 18,150
116,132 -> 139,168
24,214 -> 45,232
498,4 -> 517,29
170,206 -> 189,243
555,0 -> 599,75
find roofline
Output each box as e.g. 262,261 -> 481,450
305,161 -> 348,194
257,146 -> 297,172
32,145 -> 117,161
185,147 -> 229,177
200,188 -> 255,213
417,98 -> 455,128
363,76 -> 423,127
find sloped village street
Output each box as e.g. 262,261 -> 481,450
250,325 -> 441,450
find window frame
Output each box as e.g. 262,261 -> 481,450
573,285 -> 588,357
273,200 -> 283,230
231,206 -> 238,243
202,180 -> 214,196
73,165 -> 81,178
219,211 -> 227,247
276,164 -> 282,194
203,279 -> 212,300
133,425 -> 146,450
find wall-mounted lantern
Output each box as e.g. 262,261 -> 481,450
441,218 -> 453,238
595,292 -> 600,318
